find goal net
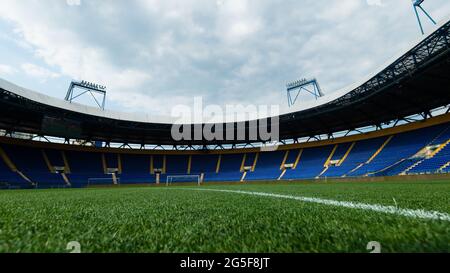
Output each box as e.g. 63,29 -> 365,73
166,175 -> 201,186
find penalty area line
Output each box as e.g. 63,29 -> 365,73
174,188 -> 450,222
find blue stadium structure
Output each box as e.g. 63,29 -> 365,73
1,116 -> 450,189
0,17 -> 449,189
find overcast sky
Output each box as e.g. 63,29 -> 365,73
0,0 -> 449,115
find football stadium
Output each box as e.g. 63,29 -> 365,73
0,1 -> 449,257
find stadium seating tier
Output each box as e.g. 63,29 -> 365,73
1,122 -> 450,188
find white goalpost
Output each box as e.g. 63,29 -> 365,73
166,175 -> 201,186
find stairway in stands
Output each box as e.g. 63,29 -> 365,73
375,124 -> 450,176
400,125 -> 450,174
438,160 -> 450,173
400,158 -> 425,175
345,136 -> 393,177
406,139 -> 450,174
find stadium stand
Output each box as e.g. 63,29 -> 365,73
408,144 -> 450,174
2,145 -> 65,188
406,125 -> 450,174
65,151 -> 110,187
2,119 -> 450,188
354,124 -> 447,176
0,146 -> 30,188
284,146 -> 333,179
324,137 -> 386,178
191,154 -> 219,175
121,154 -> 154,184
205,154 -> 243,182
246,151 -> 285,181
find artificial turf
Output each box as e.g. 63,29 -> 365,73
0,180 -> 449,253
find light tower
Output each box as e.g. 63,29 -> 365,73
412,0 -> 436,35
65,80 -> 107,110
286,78 -> 324,107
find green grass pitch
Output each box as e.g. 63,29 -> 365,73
0,180 -> 449,253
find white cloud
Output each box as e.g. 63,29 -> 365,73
21,63 -> 60,82
319,0 -> 361,20
216,0 -> 262,43
66,0 -> 81,6
0,64 -> 17,76
366,0 -> 385,7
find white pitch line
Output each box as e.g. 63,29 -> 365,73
176,188 -> 450,222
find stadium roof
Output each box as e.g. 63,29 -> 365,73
0,17 -> 449,146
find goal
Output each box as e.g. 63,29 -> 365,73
166,175 -> 201,186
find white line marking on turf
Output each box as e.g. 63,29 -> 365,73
176,188 -> 450,222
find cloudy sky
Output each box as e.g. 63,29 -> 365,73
0,0 -> 449,115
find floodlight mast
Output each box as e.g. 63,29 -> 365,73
286,78 -> 324,107
65,80 -> 107,110
412,0 -> 436,35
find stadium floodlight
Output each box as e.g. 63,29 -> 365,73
412,0 -> 436,35
65,80 -> 107,110
286,78 -> 324,107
